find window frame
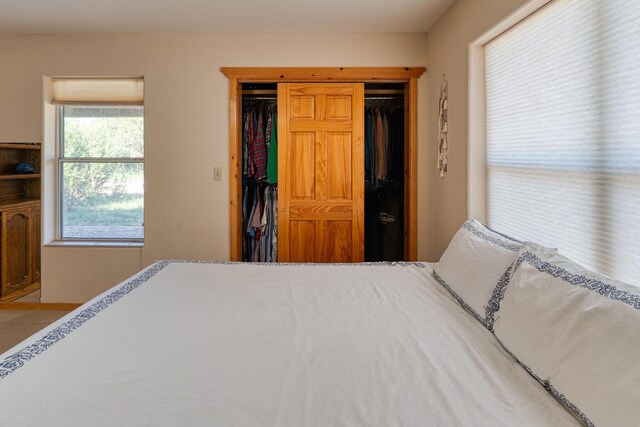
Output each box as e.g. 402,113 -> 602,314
55,104 -> 145,242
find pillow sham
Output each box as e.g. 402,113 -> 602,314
433,219 -> 521,328
493,243 -> 640,427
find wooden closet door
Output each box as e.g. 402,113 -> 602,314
278,83 -> 364,262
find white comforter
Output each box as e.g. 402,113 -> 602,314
0,261 -> 579,426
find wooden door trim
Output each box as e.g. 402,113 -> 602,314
224,67 -> 425,261
406,78 -> 419,261
228,77 -> 243,262
222,67 -> 425,82
277,84 -> 290,261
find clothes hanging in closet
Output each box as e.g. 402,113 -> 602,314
242,182 -> 278,262
364,105 -> 404,185
242,100 -> 278,262
364,102 -> 405,262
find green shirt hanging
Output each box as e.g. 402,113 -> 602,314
267,111 -> 278,184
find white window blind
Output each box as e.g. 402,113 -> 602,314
52,78 -> 144,105
485,0 -> 640,285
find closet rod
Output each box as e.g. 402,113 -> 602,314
365,96 -> 404,100
365,89 -> 404,95
242,96 -> 277,101
242,89 -> 278,96
242,89 -> 276,96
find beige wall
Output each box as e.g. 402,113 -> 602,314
0,33 -> 428,302
423,0 -> 543,260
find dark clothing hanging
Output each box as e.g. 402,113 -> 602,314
364,109 -> 372,183
389,107 -> 404,182
364,105 -> 404,185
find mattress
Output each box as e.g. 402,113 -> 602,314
0,261 -> 580,426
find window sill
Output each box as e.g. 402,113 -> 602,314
45,240 -> 143,248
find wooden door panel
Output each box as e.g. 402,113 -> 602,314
291,133 -> 315,200
291,96 -> 314,119
317,220 -> 352,263
288,85 -> 353,96
327,133 -> 352,200
290,221 -> 315,262
314,131 -> 328,202
326,96 -> 352,119
279,83 -> 364,263
289,201 -> 352,219
289,121 -> 352,132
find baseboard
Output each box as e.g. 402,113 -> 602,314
0,302 -> 81,311
0,282 -> 41,303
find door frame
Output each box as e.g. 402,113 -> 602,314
221,67 -> 426,261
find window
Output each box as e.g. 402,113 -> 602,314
54,78 -> 144,241
485,0 -> 640,284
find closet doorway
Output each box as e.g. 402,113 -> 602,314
222,67 -> 425,263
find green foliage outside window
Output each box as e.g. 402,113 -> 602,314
61,106 -> 144,239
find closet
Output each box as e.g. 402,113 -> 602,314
224,67 -> 425,263
363,84 -> 406,262
240,85 -> 278,261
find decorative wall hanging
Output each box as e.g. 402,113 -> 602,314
437,74 -> 449,178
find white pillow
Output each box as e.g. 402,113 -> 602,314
493,243 -> 640,427
433,219 -> 521,328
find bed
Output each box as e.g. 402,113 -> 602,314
0,258 -> 583,426
3,220 -> 639,426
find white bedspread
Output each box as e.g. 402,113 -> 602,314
0,261 -> 579,426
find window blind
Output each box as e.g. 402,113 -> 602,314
51,78 -> 144,105
485,0 -> 640,285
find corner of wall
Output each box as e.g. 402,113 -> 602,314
423,0 -> 549,260
42,76 -> 55,244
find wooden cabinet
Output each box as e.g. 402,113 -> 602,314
0,143 -> 41,301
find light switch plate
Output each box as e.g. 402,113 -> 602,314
214,167 -> 222,181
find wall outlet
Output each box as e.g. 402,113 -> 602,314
214,167 -> 222,181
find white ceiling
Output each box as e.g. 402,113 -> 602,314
0,0 -> 455,34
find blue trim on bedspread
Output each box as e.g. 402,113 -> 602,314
0,260 -> 172,380
432,270 -> 487,327
493,335 -> 595,427
0,260 -> 427,381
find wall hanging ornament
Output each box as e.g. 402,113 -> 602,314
437,74 -> 448,178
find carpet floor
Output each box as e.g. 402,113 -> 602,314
0,310 -> 69,355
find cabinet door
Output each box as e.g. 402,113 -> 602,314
278,83 -> 364,262
1,207 -> 33,296
32,205 -> 41,283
